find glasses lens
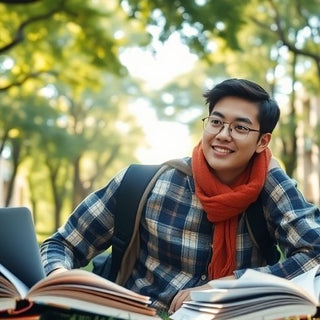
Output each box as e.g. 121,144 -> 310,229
230,122 -> 250,140
203,117 -> 221,135
203,117 -> 249,140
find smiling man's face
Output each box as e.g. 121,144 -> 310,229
202,96 -> 271,185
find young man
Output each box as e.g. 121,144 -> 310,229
40,78 -> 320,314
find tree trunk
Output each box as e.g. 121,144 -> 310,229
5,139 -> 21,206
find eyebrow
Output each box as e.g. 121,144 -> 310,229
210,111 -> 254,125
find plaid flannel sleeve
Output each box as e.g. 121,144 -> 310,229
234,167 -> 320,279
40,168 -> 127,275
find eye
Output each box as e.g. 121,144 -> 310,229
234,123 -> 249,133
209,118 -> 223,127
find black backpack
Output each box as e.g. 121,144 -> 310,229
92,162 -> 280,283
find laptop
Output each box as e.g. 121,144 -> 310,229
0,206 -> 45,288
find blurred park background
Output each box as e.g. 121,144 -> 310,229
0,0 -> 319,240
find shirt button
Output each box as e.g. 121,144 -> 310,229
201,274 -> 207,281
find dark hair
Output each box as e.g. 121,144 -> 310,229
203,78 -> 280,134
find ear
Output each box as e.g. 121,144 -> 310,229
256,133 -> 271,154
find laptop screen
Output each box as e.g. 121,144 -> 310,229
0,207 -> 45,288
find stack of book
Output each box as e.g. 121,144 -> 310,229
0,264 -> 160,320
170,266 -> 320,320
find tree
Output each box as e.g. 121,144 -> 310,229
0,91 -> 60,206
0,0 -> 149,227
121,0 -> 251,53
138,0 -> 320,177
243,0 -> 320,175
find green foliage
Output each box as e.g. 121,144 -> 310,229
122,0 -> 251,53
0,0 -> 150,229
1,0 -> 320,230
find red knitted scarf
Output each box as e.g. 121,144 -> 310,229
192,142 -> 271,279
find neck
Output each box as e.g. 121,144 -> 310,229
212,167 -> 248,186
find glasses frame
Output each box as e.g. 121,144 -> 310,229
201,116 -> 261,140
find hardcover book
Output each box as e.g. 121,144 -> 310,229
0,265 -> 160,320
170,266 -> 320,320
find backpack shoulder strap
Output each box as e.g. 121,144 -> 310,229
245,197 -> 280,265
115,159 -> 190,285
108,163 -> 162,282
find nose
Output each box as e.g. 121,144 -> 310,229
216,123 -> 232,139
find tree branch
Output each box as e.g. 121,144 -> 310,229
0,3 -> 63,53
0,70 -> 58,91
0,0 -> 40,3
250,0 -> 320,74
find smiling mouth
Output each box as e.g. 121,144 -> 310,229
213,146 -> 233,154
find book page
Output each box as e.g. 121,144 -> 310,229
290,266 -> 319,301
172,294 -> 317,320
315,276 -> 320,302
171,303 -> 316,320
173,268 -> 320,320
27,269 -> 150,304
190,286 -> 306,303
33,296 -> 160,320
170,307 -> 215,320
26,269 -> 159,319
0,297 -> 16,312
29,288 -> 155,315
0,264 -> 29,298
204,268 -> 318,304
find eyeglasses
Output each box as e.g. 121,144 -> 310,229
202,116 -> 261,140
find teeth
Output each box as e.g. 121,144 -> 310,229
214,146 -> 231,153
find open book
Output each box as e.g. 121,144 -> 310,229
170,266 -> 320,320
0,264 -> 160,320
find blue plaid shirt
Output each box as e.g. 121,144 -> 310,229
40,157 -> 320,311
